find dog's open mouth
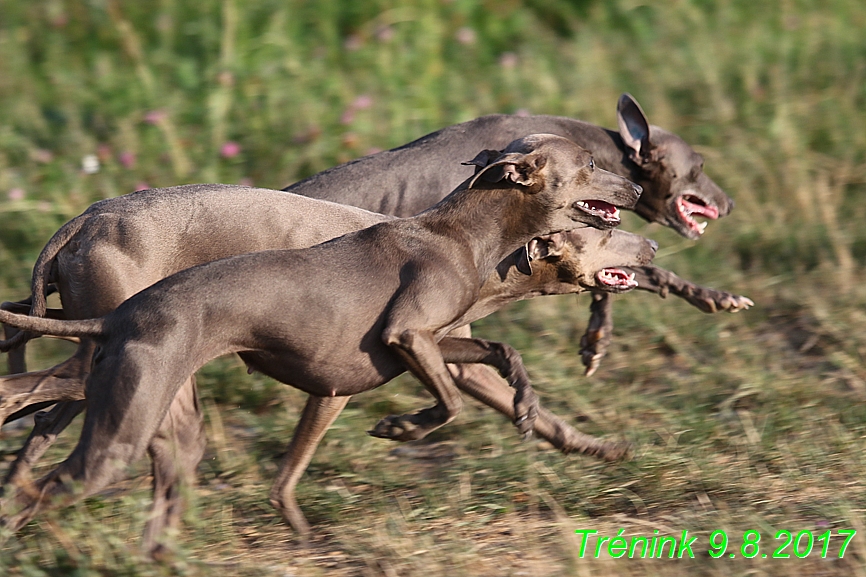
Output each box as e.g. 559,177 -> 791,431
596,268 -> 637,290
575,200 -> 621,224
675,194 -> 719,236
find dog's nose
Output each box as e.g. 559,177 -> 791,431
632,183 -> 643,198
648,239 -> 659,254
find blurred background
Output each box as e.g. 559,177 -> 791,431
1,1 -> 865,575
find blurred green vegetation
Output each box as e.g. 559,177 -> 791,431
1,0 -> 865,575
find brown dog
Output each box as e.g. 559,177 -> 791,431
0,135 -> 652,551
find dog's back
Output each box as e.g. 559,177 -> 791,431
52,185 -> 390,318
285,114 -> 614,217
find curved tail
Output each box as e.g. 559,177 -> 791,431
0,212 -> 92,351
0,308 -> 104,338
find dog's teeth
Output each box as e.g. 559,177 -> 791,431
628,273 -> 635,282
577,201 -> 589,208
698,221 -> 708,234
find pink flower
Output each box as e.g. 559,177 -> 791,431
353,95 -> 373,110
499,52 -> 518,69
32,149 -> 53,164
515,108 -> 531,117
119,151 -> 136,169
340,109 -> 355,125
220,141 -> 241,158
97,144 -> 112,162
218,71 -> 234,87
376,26 -> 394,42
144,109 -> 168,125
7,188 -> 25,201
134,182 -> 150,191
344,35 -> 363,51
365,147 -> 383,156
292,125 -> 321,144
456,27 -> 476,45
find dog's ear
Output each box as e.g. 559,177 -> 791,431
463,149 -> 500,171
515,232 -> 568,275
515,246 -> 533,275
528,232 -> 567,260
463,151 -> 547,189
617,93 -> 655,165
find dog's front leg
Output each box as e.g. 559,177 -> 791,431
143,376 -> 207,559
579,292 -> 614,377
578,266 -> 754,375
627,265 -> 753,313
371,328 -> 466,442
371,334 -> 539,439
437,336 -> 539,437
448,363 -> 628,459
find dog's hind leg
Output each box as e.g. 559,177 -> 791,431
269,395 -> 349,537
3,401 -> 85,488
0,341 -> 94,423
1,299 -> 30,374
1,295 -> 65,373
1,352 -> 186,532
143,376 -> 206,558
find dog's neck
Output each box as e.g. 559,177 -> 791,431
415,181 -> 555,283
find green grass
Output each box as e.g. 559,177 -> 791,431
1,0 -> 866,575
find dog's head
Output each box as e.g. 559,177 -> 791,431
464,134 -> 642,233
513,228 -> 657,291
616,93 -> 734,239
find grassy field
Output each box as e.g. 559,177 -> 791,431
1,0 -> 866,575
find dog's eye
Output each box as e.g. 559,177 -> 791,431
589,158 -> 594,170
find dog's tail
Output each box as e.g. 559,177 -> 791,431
0,212 -> 93,351
0,308 -> 105,338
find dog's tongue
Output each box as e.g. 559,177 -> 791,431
596,268 -> 638,289
676,195 -> 719,235
575,200 -> 621,223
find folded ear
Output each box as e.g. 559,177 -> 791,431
527,232 -> 567,260
463,149 -> 501,170
463,151 -> 547,189
515,245 -> 533,275
515,232 -> 568,275
617,93 -> 654,164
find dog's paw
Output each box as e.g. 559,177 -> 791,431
512,387 -> 538,438
595,440 -> 633,462
579,328 -> 611,377
718,294 -> 754,313
368,414 -> 426,442
687,288 -> 754,314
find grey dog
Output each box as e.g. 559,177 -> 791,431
0,135 -> 652,551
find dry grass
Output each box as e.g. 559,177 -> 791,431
2,0 -> 866,574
